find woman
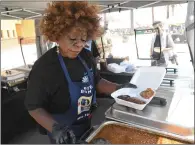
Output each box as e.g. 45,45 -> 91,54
151,21 -> 178,66
24,2 -> 136,144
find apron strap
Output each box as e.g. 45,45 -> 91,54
58,53 -> 93,85
78,55 -> 94,85
78,55 -> 96,104
58,54 -> 72,84
58,53 -> 96,104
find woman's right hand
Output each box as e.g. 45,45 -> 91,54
51,123 -> 76,144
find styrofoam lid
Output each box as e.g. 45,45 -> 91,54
130,67 -> 166,90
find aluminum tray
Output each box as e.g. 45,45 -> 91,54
104,87 -> 194,143
105,103 -> 194,143
85,121 -> 190,144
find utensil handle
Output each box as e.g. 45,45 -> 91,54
149,97 -> 167,106
79,125 -> 99,142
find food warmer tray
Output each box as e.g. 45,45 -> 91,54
104,102 -> 194,143
85,121 -> 192,144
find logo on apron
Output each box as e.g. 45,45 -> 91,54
78,96 -> 92,115
82,69 -> 93,83
82,76 -> 89,83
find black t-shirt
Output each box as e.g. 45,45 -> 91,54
154,34 -> 161,48
24,46 -> 101,114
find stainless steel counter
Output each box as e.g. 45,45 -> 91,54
105,85 -> 194,143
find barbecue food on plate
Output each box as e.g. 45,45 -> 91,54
117,95 -> 146,104
91,124 -> 186,144
140,88 -> 154,99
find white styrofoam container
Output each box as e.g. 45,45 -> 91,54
111,88 -> 156,110
111,67 -> 166,110
130,67 -> 166,90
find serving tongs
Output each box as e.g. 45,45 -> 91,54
149,96 -> 167,106
77,138 -> 110,144
78,125 -> 111,144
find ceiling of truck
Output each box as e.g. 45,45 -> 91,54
1,0 -> 188,20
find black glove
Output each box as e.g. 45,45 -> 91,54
116,83 -> 137,90
51,123 -> 76,144
91,103 -> 98,112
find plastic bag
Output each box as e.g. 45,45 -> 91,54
120,61 -> 136,72
107,63 -> 126,73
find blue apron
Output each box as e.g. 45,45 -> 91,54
47,52 -> 96,142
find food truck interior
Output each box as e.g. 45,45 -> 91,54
1,0 -> 194,144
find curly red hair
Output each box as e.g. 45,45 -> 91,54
40,1 -> 103,41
